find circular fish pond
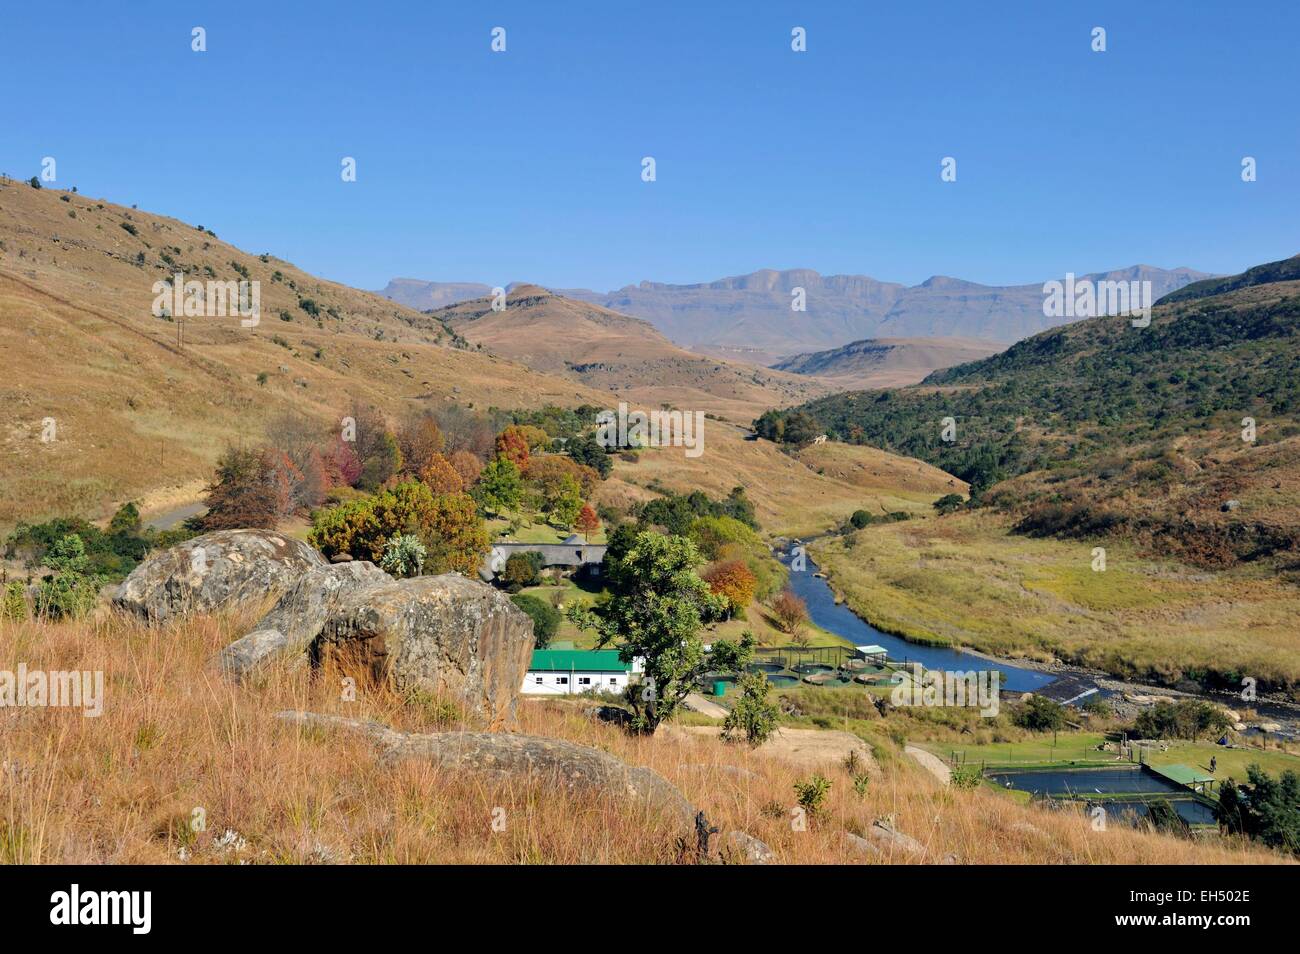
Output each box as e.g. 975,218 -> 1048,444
793,662 -> 835,675
748,661 -> 786,674
766,674 -> 800,688
802,671 -> 852,686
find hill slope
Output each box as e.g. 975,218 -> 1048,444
430,284 -> 832,421
771,336 -> 1003,388
0,180 -> 610,526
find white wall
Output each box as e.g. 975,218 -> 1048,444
521,671 -> 630,695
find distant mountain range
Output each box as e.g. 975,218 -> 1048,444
770,337 -> 1004,389
380,265 -> 1212,364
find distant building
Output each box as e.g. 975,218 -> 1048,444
522,649 -> 637,695
479,534 -> 607,582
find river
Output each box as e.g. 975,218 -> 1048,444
780,550 -> 1056,693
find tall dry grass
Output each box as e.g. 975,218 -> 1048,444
0,608 -> 1289,865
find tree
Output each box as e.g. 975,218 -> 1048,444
702,559 -> 757,618
502,551 -> 543,590
379,534 -> 426,578
108,502 -> 142,535
419,452 -> 465,494
494,426 -> 531,468
397,413 -> 445,476
722,669 -> 779,746
201,447 -> 279,530
575,504 -> 601,542
566,433 -> 612,478
567,531 -> 738,733
1133,699 -> 1231,740
772,589 -> 808,635
511,594 -> 561,648
35,534 -> 101,620
358,431 -> 402,491
1217,766 -> 1300,853
447,449 -> 483,487
473,458 -> 522,516
1014,694 -> 1066,732
933,493 -> 965,515
308,482 -> 488,576
524,455 -> 600,497
543,473 -> 582,529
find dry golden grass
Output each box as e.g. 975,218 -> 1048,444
0,608 -> 1285,865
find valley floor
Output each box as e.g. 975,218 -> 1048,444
809,510 -> 1300,700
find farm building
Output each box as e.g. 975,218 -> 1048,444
521,649 -> 637,696
479,534 -> 607,583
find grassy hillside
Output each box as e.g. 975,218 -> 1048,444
0,181 -> 616,527
1157,253 -> 1300,305
772,274 -> 1300,567
433,284 -> 832,421
770,336 -> 1003,389
1,608 -> 1282,865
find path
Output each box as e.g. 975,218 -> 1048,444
905,745 -> 952,784
682,692 -> 728,719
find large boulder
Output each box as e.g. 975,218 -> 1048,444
218,561 -> 393,679
314,574 -> 534,726
114,529 -> 327,622
277,711 -> 696,829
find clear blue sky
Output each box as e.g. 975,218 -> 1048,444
2,1 -> 1296,291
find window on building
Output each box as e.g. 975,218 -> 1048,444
557,677 -> 568,685
534,676 -> 543,685
609,677 -> 618,684
579,677 -> 591,686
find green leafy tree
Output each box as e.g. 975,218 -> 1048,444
510,593 -> 561,648
722,668 -> 779,746
501,551 -> 543,590
567,531 -> 739,733
1014,694 -> 1066,732
1217,766 -> 1300,854
35,534 -> 102,620
544,473 -> 582,529
473,458 -> 522,516
108,502 -> 143,534
932,493 -> 965,515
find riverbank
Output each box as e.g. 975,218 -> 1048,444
804,511 -> 1300,703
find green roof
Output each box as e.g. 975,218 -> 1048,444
1151,763 -> 1214,786
529,649 -> 632,673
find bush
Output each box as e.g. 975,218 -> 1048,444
1133,700 -> 1231,741
510,594 -> 560,648
502,551 -> 543,590
379,534 -> 426,578
722,670 -> 779,746
1013,694 -> 1066,732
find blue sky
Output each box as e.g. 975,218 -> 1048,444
2,1 -> 1296,291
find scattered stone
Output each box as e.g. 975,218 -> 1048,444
313,574 -> 533,725
1221,499 -> 1240,512
723,830 -> 775,865
113,529 -> 326,622
217,561 -> 392,679
844,830 -> 881,857
867,816 -> 925,856
1009,820 -> 1045,836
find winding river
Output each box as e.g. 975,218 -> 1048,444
780,550 -> 1056,693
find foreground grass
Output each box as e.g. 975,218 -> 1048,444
0,610 -> 1287,864
812,511 -> 1300,696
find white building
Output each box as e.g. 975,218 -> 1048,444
522,649 -> 637,696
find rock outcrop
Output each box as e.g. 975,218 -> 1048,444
218,562 -> 392,679
114,529 -> 326,622
314,574 -> 533,725
277,711 -> 696,829
723,830 -> 775,864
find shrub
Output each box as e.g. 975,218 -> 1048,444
379,534 -> 426,578
722,670 -> 779,746
502,551 -> 543,590
1013,695 -> 1066,732
793,773 -> 831,819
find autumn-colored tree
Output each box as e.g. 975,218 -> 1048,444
358,431 -> 403,491
575,504 -> 601,542
513,424 -> 551,451
772,588 -> 809,636
308,481 -> 489,577
201,447 -> 278,530
543,473 -> 582,529
447,449 -> 483,487
702,559 -> 757,618
397,412 -> 445,476
494,425 -> 531,468
327,435 -> 362,487
419,452 -> 465,494
524,455 -> 600,497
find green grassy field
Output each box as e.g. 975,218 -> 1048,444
485,514 -> 607,544
812,510 -> 1300,696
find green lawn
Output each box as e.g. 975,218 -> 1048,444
485,513 -> 606,544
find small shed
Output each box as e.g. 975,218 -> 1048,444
855,644 -> 889,666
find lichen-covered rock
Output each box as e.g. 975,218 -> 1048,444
314,574 -> 533,725
277,711 -> 696,829
113,529 -> 326,622
218,561 -> 392,679
723,830 -> 775,864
